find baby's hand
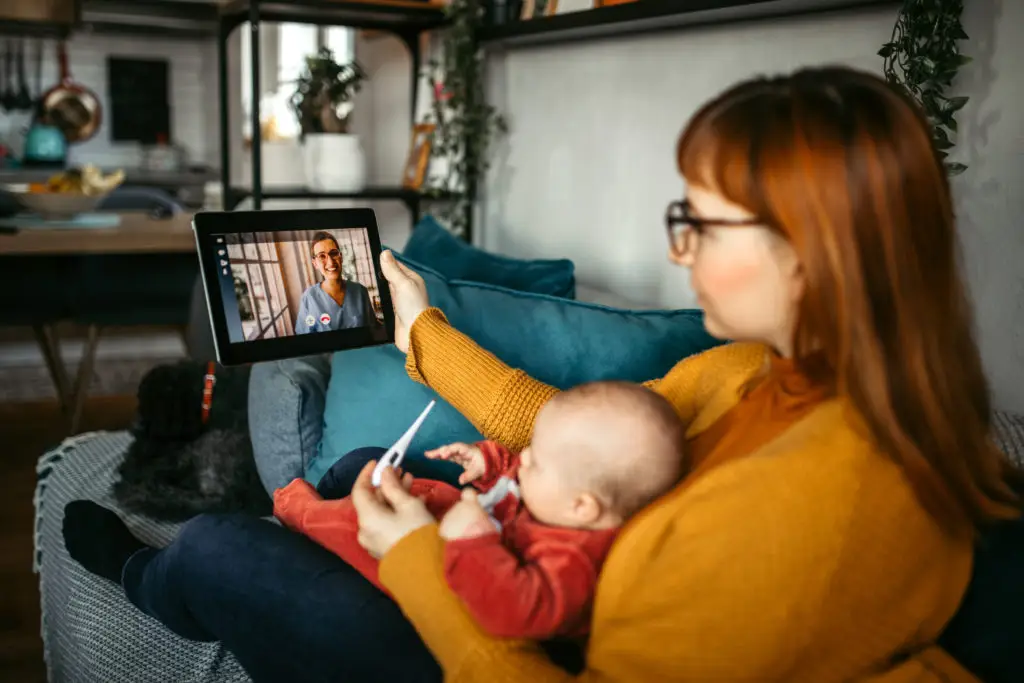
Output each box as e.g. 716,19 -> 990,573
439,489 -> 496,540
425,442 -> 486,485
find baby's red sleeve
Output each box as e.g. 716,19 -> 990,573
443,533 -> 600,639
273,479 -> 386,592
473,441 -> 521,492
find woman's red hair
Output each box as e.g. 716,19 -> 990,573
677,66 -> 1020,531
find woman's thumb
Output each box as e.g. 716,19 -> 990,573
379,250 -> 404,283
378,466 -> 415,506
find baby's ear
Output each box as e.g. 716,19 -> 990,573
572,492 -> 604,526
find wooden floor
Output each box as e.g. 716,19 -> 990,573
0,396 -> 137,683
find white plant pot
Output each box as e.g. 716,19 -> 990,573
302,133 -> 367,192
243,140 -> 304,189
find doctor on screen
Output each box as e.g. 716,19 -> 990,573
294,231 -> 377,335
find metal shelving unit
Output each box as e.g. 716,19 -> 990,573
217,0 -> 453,232
227,184 -> 456,213
479,0 -> 898,48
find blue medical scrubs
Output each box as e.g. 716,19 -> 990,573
294,280 -> 376,334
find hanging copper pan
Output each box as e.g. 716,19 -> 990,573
41,41 -> 102,144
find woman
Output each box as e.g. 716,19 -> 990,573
294,231 -> 377,334
63,66 -> 1020,682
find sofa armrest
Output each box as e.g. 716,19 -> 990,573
249,354 -> 332,494
993,411 -> 1024,467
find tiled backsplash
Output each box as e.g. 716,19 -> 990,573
0,33 -> 218,169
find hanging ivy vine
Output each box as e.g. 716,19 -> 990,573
878,0 -> 971,175
423,0 -> 508,236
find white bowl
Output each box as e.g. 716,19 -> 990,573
12,191 -> 107,220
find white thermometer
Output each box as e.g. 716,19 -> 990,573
371,400 -> 436,487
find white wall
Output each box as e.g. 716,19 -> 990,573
475,1 -> 1024,414
0,33 -> 219,168
952,0 -> 1024,415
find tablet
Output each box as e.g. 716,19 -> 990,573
193,208 -> 395,365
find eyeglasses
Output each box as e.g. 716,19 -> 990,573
314,248 -> 341,263
665,199 -> 763,257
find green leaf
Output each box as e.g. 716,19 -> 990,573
933,126 -> 953,148
946,162 -> 967,175
879,1 -> 969,163
945,95 -> 969,112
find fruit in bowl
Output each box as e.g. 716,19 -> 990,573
13,165 -> 126,220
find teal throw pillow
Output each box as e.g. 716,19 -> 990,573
402,215 -> 576,298
307,255 -> 722,485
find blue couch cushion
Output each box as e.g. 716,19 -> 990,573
402,215 -> 576,298
249,354 -> 332,494
306,255 -> 722,486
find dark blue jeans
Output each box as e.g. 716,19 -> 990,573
121,448 -> 456,683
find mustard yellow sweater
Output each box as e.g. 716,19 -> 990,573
379,308 -> 979,683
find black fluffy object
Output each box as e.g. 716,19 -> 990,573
113,360 -> 272,522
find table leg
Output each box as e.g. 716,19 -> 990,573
69,324 -> 102,434
32,324 -> 73,416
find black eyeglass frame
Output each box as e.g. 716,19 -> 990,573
664,199 -> 763,256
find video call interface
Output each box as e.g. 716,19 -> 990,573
212,228 -> 386,344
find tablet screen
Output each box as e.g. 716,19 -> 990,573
217,228 -> 385,343
194,209 -> 395,365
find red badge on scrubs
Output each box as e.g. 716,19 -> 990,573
319,313 -> 331,325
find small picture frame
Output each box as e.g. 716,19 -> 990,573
521,0 -> 559,20
402,123 -> 435,190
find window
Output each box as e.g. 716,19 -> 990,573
227,234 -> 294,340
241,24 -> 354,140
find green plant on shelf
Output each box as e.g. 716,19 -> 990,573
878,0 -> 970,175
423,0 -> 508,236
289,47 -> 367,139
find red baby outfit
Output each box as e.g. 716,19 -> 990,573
273,441 -> 619,639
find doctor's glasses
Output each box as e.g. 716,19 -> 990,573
313,248 -> 342,263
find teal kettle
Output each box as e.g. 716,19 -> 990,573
23,121 -> 68,168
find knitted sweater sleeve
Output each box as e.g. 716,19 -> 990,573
404,308 -> 556,452
402,309 -> 754,451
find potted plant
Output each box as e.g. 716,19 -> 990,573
879,0 -> 970,175
422,0 -> 508,236
290,48 -> 368,191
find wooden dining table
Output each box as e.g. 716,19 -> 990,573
0,211 -> 196,256
0,211 -> 198,432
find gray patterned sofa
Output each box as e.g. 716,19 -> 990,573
33,350 -> 336,682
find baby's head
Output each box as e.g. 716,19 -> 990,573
518,381 -> 686,530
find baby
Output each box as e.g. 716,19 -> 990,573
273,381 -> 685,640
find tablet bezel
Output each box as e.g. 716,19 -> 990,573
193,208 -> 396,365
